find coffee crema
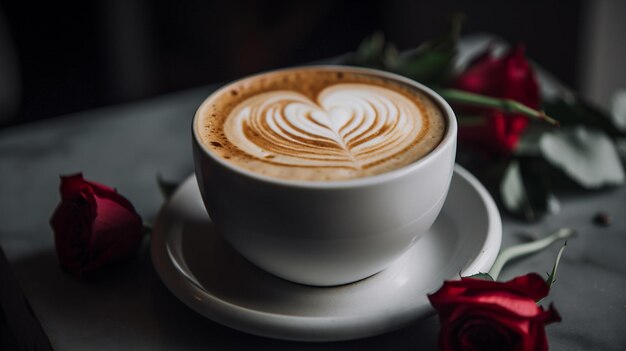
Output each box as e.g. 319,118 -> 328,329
196,67 -> 447,181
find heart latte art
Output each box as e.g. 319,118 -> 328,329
196,69 -> 446,181
225,84 -> 424,170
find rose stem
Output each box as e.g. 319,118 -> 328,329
487,228 -> 575,281
437,89 -> 560,126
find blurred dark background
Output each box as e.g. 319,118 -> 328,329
1,0 -> 623,128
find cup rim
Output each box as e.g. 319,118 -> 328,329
192,65 -> 457,189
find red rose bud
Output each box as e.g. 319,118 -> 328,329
451,44 -> 540,155
428,273 -> 561,351
50,174 -> 143,277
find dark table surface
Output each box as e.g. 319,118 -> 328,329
1,37 -> 625,350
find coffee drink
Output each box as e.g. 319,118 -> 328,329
193,66 -> 457,285
196,67 -> 447,181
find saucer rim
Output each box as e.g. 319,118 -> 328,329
151,165 -> 502,341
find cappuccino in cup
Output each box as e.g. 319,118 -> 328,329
196,68 -> 446,181
193,66 -> 456,286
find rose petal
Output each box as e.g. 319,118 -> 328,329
59,173 -> 88,199
501,273 -> 551,301
525,323 -> 546,351
430,273 -> 550,303
456,316 -> 516,351
503,45 -> 540,109
446,306 -> 560,351
545,303 -> 562,323
453,50 -> 506,96
80,196 -> 143,274
439,312 -> 524,351
527,306 -> 561,351
468,292 -> 544,318
84,179 -> 139,215
445,302 -> 534,335
432,295 -> 545,322
50,197 -> 95,276
51,174 -> 143,277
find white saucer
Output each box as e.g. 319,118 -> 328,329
150,165 -> 501,342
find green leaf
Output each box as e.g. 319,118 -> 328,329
500,158 -> 551,221
347,32 -> 388,68
514,129 -> 545,156
157,173 -> 180,199
546,242 -> 567,290
535,61 -> 624,137
488,228 -> 575,281
543,98 -> 625,138
610,90 -> 626,132
392,13 -> 463,85
501,159 -> 525,214
342,13 -> 464,86
464,272 -> 494,281
617,138 -> 626,164
394,51 -> 456,86
539,127 -> 625,188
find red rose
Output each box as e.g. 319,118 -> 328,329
50,174 -> 143,277
451,44 -> 540,155
428,273 -> 561,351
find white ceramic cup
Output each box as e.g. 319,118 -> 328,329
192,66 -> 457,286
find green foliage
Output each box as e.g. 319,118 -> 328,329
500,158 -> 551,221
345,13 -> 463,86
539,127 -> 625,188
546,242 -> 567,290
344,14 -> 626,221
544,96 -> 625,138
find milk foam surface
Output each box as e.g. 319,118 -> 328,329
196,68 -> 446,181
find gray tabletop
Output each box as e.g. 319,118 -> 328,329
1,74 -> 625,350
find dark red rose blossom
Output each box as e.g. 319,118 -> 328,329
50,174 -> 143,277
451,44 -> 540,155
428,273 -> 561,351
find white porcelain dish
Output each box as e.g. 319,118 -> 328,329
150,165 -> 501,341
